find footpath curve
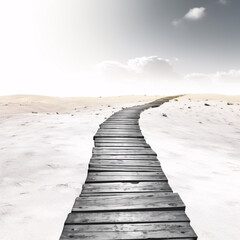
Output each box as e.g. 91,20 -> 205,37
60,96 -> 197,240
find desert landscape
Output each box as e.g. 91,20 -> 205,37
1,0 -> 240,239
0,94 -> 239,240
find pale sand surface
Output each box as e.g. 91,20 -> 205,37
140,94 -> 240,240
0,94 -> 160,240
0,94 -> 240,240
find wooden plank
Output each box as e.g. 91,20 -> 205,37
95,140 -> 146,144
94,133 -> 144,139
89,159 -> 160,166
94,137 -> 146,142
66,210 -> 190,224
80,191 -> 175,197
95,143 -> 150,147
97,129 -> 141,132
89,166 -> 162,172
87,171 -> 165,177
95,131 -> 143,135
72,193 -> 184,212
105,119 -> 139,122
86,174 -> 167,183
92,148 -> 156,155
94,146 -> 151,150
111,114 -> 140,117
60,222 -> 197,240
108,116 -> 140,119
82,182 -> 172,193
77,192 -> 176,201
91,155 -> 158,160
79,192 -> 174,198
94,145 -> 151,148
86,172 -> 166,183
100,125 -> 140,129
104,119 -> 139,121
101,122 -> 139,125
96,129 -> 141,132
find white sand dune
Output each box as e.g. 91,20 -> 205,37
0,94 -> 239,240
0,94 -> 160,240
140,94 -> 240,240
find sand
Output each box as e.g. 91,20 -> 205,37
0,94 -> 160,240
0,93 -> 239,240
140,94 -> 240,240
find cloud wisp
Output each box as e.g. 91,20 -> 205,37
96,56 -> 240,95
219,0 -> 229,5
185,69 -> 240,84
172,7 -> 206,26
97,56 -> 179,82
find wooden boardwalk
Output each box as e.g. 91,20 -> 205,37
60,97 -> 197,240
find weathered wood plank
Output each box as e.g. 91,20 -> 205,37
93,147 -> 151,149
105,119 -> 139,122
86,172 -> 166,183
103,120 -> 139,123
89,165 -> 162,172
100,125 -> 140,129
92,149 -> 157,155
101,122 -> 139,126
66,210 -> 190,224
60,222 -> 197,240
86,174 -> 167,183
111,115 -> 140,117
94,133 -> 144,139
87,171 -> 164,176
95,143 -> 150,147
97,129 -> 142,133
80,192 -> 175,197
89,159 -> 160,166
79,192 -> 173,198
76,192 -> 176,201
94,138 -> 146,143
82,182 -> 172,193
72,193 -> 184,212
108,116 -> 140,119
91,155 -> 158,160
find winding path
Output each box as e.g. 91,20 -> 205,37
60,96 -> 197,239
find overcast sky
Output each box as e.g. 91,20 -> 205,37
0,0 -> 239,96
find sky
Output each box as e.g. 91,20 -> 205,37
0,0 -> 239,96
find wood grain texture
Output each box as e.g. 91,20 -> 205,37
60,222 -> 197,240
94,133 -> 144,139
72,193 -> 185,212
100,125 -> 141,129
92,148 -> 157,155
89,159 -> 160,166
86,171 -> 167,183
97,129 -> 142,133
89,166 -> 162,172
82,182 -> 172,193
95,143 -> 150,147
66,210 -> 190,224
94,138 -> 146,142
91,155 -> 158,160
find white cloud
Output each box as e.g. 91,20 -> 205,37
96,56 -> 240,95
184,70 -> 240,83
184,7 -> 206,20
219,0 -> 229,5
183,70 -> 240,94
97,56 -> 179,82
172,19 -> 182,26
172,7 -> 206,26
